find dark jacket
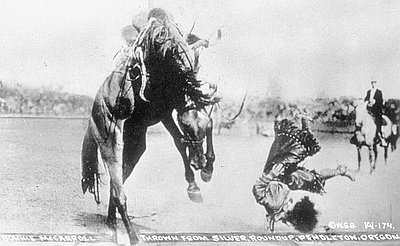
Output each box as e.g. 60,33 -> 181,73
364,89 -> 383,116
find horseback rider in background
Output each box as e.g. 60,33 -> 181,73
364,80 -> 387,146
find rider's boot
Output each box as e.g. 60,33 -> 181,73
320,165 -> 355,181
336,165 -> 356,181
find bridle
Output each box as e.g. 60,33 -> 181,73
178,104 -> 208,148
180,135 -> 204,147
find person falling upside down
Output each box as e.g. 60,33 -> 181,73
252,117 -> 355,233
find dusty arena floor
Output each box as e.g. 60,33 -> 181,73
0,118 -> 399,245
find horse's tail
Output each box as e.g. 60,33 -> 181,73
81,120 -> 101,204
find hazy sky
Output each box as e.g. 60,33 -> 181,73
1,0 -> 399,99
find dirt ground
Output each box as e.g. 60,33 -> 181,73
0,118 -> 399,246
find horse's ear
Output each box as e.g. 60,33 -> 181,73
186,33 -> 201,45
354,99 -> 365,108
121,25 -> 139,46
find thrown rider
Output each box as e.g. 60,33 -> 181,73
252,116 -> 355,233
364,80 -> 387,146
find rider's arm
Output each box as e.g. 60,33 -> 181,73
377,90 -> 383,106
287,168 -> 325,194
364,90 -> 369,102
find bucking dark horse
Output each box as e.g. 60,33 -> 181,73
81,8 -> 220,245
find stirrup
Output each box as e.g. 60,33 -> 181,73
135,47 -> 149,102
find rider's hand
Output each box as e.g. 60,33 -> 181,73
269,164 -> 285,178
370,99 -> 376,105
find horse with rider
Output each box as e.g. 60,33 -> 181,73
350,80 -> 396,171
363,80 -> 387,146
82,8 -> 220,245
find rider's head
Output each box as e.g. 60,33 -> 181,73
371,80 -> 377,88
278,195 -> 319,233
253,180 -> 319,233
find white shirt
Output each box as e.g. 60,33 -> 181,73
369,88 -> 376,101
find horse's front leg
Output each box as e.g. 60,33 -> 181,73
100,123 -> 139,245
162,116 -> 202,203
106,185 -> 117,235
201,119 -> 215,182
384,145 -> 388,164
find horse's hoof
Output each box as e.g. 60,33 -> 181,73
187,187 -> 203,203
129,233 -> 140,245
201,170 -> 213,183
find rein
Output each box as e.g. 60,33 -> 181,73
103,58 -> 133,143
218,92 -> 248,122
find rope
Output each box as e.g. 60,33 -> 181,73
103,57 -> 132,143
218,92 -> 248,122
94,173 -> 101,204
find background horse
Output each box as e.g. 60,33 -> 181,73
353,101 -> 392,173
82,9 -> 219,245
353,101 -> 377,173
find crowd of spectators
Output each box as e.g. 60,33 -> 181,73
1,82 -> 398,134
0,83 -> 92,117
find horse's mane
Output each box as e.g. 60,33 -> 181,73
136,17 -> 219,107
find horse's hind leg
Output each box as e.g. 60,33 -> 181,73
100,130 -> 139,245
357,147 -> 361,171
106,185 -> 117,240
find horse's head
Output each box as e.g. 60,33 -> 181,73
178,106 -> 212,170
354,100 -> 368,128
